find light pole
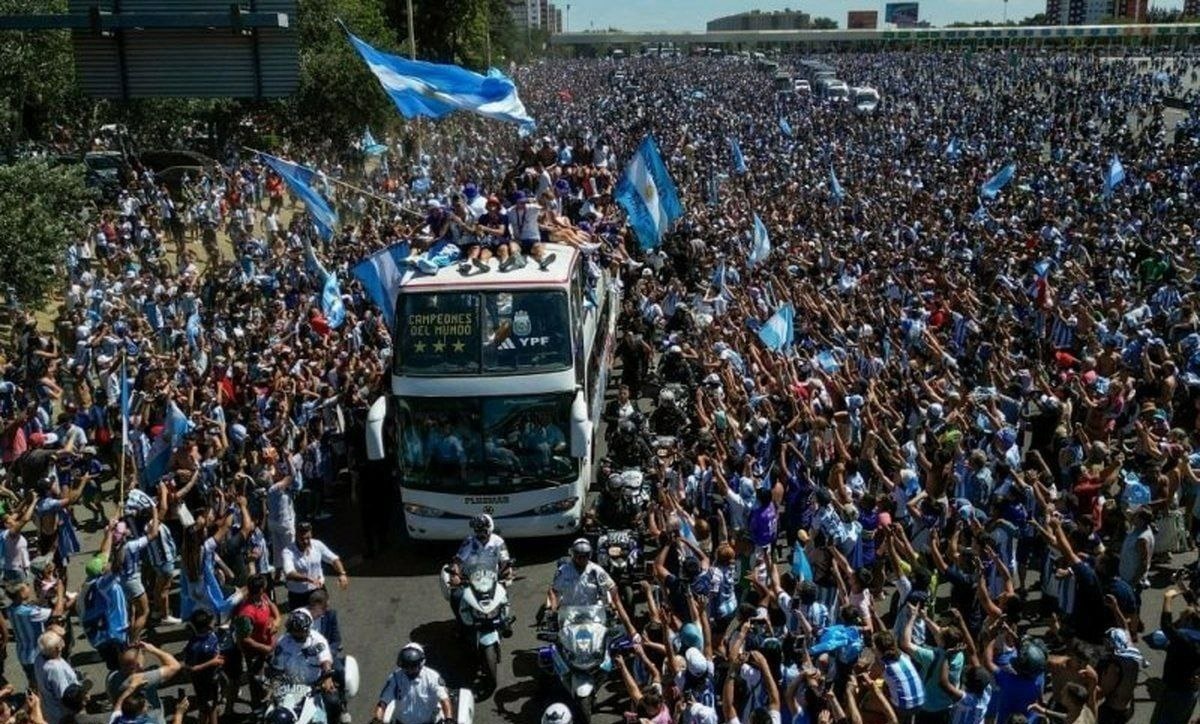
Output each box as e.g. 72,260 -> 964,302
406,0 -> 416,59
566,4 -> 570,32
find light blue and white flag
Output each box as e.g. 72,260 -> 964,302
186,310 -> 202,350
730,137 -> 748,175
346,31 -> 535,132
613,135 -> 684,251
758,303 -> 795,353
980,162 -> 1016,200
141,400 -> 194,486
361,127 -> 388,156
830,166 -> 845,204
1103,154 -> 1126,199
350,242 -> 411,329
119,357 -> 131,450
322,271 -> 346,329
749,213 -> 771,268
945,137 -> 961,160
258,152 -> 338,240
779,118 -> 793,138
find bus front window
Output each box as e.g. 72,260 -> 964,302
398,394 -> 577,493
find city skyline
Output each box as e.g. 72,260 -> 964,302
566,0 -> 1185,31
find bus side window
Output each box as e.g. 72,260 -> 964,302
572,265 -> 585,385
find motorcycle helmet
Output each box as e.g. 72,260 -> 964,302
265,708 -> 298,724
542,703 -> 573,724
570,538 -> 593,558
618,419 -> 636,434
470,513 -> 494,538
659,388 -> 676,405
606,473 -> 625,494
285,609 -> 312,639
397,642 -> 426,670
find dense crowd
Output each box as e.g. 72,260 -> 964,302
0,46 -> 1198,724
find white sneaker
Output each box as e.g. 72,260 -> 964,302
160,616 -> 182,626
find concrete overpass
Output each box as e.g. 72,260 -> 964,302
548,23 -> 1200,54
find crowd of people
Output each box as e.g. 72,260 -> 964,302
0,44 -> 1197,724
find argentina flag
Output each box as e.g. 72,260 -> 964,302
614,136 -> 684,250
980,162 -> 1017,200
346,31 -> 535,131
748,213 -> 771,267
1103,154 -> 1126,199
322,271 -> 346,330
758,304 -> 795,353
259,152 -> 338,240
351,242 -> 412,329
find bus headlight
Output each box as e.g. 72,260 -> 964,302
532,497 -> 579,516
404,504 -> 446,518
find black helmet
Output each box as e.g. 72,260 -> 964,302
470,514 -> 494,537
265,708 -> 298,724
397,642 -> 425,669
285,609 -> 312,638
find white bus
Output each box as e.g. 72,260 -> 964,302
366,243 -> 617,540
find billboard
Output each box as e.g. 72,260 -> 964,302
884,2 -> 920,27
847,10 -> 879,29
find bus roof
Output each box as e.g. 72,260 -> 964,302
398,243 -> 579,292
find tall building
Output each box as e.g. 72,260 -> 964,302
507,0 -> 563,34
1045,0 -> 1150,24
1112,0 -> 1149,21
706,9 -> 812,31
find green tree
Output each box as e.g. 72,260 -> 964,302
281,0 -> 398,147
0,159 -> 93,305
0,0 -> 81,151
811,17 -> 839,29
386,0 -> 517,68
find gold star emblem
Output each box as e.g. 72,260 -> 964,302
452,340 -> 465,353
433,340 -> 446,353
413,341 -> 426,353
643,182 -> 656,201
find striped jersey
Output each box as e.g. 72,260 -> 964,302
882,653 -> 926,710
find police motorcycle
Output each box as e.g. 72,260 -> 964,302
583,468 -> 650,612
438,559 -> 512,688
536,604 -> 632,724
261,653 -> 361,723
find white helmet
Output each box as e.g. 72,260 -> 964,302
659,388 -> 676,404
542,703 -> 573,724
470,514 -> 494,537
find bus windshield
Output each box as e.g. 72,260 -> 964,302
395,290 -> 572,376
396,393 -> 578,493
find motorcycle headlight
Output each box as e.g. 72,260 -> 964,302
532,497 -> 578,515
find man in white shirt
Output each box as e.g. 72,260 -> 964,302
373,643 -> 451,724
272,609 -> 342,721
502,191 -> 555,272
281,521 -> 349,610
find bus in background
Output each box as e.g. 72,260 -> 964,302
366,243 -> 617,540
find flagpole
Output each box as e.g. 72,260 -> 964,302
242,146 -> 425,221
118,347 -> 127,510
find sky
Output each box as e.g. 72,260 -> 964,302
565,0 -> 1184,32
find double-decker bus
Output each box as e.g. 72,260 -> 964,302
365,243 -> 617,539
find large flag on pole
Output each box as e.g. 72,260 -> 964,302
346,30 -> 535,132
748,213 -> 771,268
1103,154 -> 1126,199
119,357 -> 131,450
980,162 -> 1017,200
613,136 -> 684,251
779,118 -> 793,138
258,152 -> 339,240
351,242 -> 412,329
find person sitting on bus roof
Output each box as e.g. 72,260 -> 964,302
502,191 -> 556,272
470,195 -> 509,268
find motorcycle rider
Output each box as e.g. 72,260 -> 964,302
608,419 -> 653,470
372,643 -> 452,724
659,344 -> 696,387
650,388 -> 688,437
601,385 -> 642,441
447,514 -> 512,631
270,609 -> 342,722
547,539 -> 635,634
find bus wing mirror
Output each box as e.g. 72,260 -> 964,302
570,390 -> 592,459
366,396 -> 387,462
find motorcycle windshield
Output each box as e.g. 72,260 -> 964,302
465,563 -> 498,593
559,604 -> 606,627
